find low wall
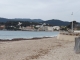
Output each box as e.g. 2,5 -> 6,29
74,30 -> 80,33
57,34 -> 79,41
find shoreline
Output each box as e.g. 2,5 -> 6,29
0,31 -> 59,41
0,36 -> 56,42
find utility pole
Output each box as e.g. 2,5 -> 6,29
71,12 -> 74,32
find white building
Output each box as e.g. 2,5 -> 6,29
18,22 -> 22,26
19,26 -> 34,31
53,26 -> 60,31
36,25 -> 60,31
47,26 -> 53,31
36,25 -> 42,28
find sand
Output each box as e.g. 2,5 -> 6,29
0,37 -> 80,60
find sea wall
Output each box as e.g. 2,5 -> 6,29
57,34 -> 79,41
74,30 -> 80,33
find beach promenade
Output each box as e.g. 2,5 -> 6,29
0,37 -> 80,60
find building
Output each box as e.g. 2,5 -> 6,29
46,26 -> 53,31
53,26 -> 60,31
0,25 -> 5,30
35,25 -> 42,28
36,25 -> 60,31
74,24 -> 80,30
74,24 -> 80,33
19,26 -> 34,31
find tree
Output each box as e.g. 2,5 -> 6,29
67,21 -> 78,29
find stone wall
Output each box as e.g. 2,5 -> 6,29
57,34 -> 79,41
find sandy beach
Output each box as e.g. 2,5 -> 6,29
0,37 -> 80,60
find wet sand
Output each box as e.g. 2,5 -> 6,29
0,37 -> 80,60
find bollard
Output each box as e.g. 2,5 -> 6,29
74,37 -> 80,54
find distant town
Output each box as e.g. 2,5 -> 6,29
0,21 -> 60,31
0,20 -> 80,31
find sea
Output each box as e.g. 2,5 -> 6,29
0,31 -> 59,40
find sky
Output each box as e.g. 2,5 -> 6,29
0,0 -> 80,22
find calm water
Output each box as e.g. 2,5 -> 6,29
0,31 -> 59,40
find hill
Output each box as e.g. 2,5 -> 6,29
0,18 -> 43,23
42,19 -> 70,26
0,18 -> 9,22
0,18 -> 70,26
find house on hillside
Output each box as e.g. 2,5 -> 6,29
0,25 -> 5,30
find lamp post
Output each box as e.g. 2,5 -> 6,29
72,21 -> 73,32
71,12 -> 74,32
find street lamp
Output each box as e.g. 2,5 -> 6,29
72,21 -> 73,32
71,12 -> 74,32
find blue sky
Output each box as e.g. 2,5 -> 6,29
0,0 -> 80,22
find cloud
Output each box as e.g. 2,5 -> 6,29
0,0 -> 80,22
